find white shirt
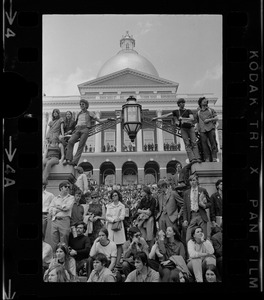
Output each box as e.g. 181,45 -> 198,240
43,190 -> 55,213
187,239 -> 214,259
42,241 -> 53,265
76,112 -> 87,126
49,193 -> 75,220
75,173 -> 88,193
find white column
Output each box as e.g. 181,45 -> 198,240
116,122 -> 122,152
72,110 -> 79,156
156,110 -> 164,151
215,127 -> 221,152
95,111 -> 101,153
179,137 -> 185,152
44,112 -> 52,148
136,129 -> 143,152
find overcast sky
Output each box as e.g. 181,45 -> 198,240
43,14 -> 222,105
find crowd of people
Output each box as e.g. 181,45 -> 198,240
42,96 -> 222,283
43,174 -> 223,283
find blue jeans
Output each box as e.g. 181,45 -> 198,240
66,127 -> 89,165
43,156 -> 59,184
181,127 -> 200,161
200,129 -> 217,161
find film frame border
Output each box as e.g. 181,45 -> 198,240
2,0 -> 263,297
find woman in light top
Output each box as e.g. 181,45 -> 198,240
187,226 -> 216,282
44,242 -> 77,282
46,109 -> 64,144
105,190 -> 126,267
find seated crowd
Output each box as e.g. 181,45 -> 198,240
43,175 -> 222,283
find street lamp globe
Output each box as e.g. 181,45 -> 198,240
122,96 -> 142,142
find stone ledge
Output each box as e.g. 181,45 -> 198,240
48,164 -> 76,183
191,162 -> 222,177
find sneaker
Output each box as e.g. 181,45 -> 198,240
213,158 -> 218,162
62,160 -> 68,166
197,159 -> 202,163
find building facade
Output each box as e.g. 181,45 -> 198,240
43,32 -> 222,186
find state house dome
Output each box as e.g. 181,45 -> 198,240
97,31 -> 159,78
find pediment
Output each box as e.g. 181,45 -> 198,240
78,68 -> 178,88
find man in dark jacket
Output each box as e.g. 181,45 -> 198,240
182,174 -> 211,242
69,221 -> 91,276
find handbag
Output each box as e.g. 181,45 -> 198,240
112,221 -> 122,231
111,207 -> 123,231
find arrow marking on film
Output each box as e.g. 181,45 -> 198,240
5,136 -> 17,162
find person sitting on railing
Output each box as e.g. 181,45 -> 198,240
63,99 -> 113,167
60,111 -> 76,152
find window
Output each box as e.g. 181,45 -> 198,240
162,120 -> 179,151
84,135 -> 95,153
103,129 -> 116,152
163,131 -> 175,144
143,129 -> 156,151
123,131 -> 136,152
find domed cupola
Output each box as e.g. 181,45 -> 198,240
120,31 -> 136,50
97,31 -> 159,78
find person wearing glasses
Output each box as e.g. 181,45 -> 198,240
63,99 -> 112,167
49,181 -> 75,249
84,190 -> 106,245
121,227 -> 149,278
105,190 -> 126,267
68,221 -> 91,276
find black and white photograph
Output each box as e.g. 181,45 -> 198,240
42,14 -> 223,284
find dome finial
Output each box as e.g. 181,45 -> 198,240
120,31 -> 135,49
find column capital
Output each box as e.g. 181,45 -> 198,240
95,111 -> 101,118
115,110 -> 122,117
156,109 -> 163,117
